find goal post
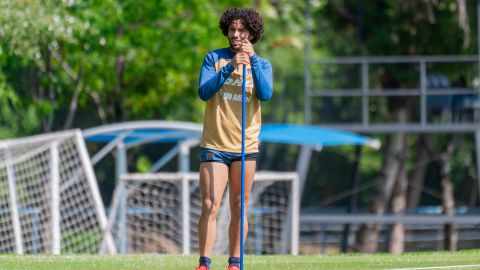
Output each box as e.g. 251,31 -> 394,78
102,171 -> 300,255
0,130 -> 114,254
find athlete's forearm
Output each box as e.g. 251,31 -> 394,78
198,54 -> 235,101
250,55 -> 273,101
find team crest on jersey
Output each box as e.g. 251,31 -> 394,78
224,77 -> 253,88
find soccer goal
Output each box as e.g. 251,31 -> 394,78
0,130 -> 114,254
102,171 -> 300,255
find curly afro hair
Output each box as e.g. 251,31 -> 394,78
219,8 -> 264,44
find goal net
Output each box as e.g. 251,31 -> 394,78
103,171 -> 299,255
0,130 -> 113,254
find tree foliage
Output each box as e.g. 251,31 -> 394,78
0,0 -> 312,139
0,0 -> 250,137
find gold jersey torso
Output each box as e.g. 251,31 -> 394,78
200,59 -> 261,153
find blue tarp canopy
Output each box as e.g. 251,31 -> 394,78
83,121 -> 202,146
85,129 -> 200,144
83,121 -> 379,149
260,124 -> 380,149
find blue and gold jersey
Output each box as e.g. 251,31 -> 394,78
198,48 -> 273,153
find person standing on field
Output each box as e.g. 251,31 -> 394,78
195,7 -> 273,270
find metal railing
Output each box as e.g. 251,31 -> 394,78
305,55 -> 480,133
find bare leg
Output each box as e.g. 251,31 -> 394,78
228,160 -> 256,257
198,162 -> 229,257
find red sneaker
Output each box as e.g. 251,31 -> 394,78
227,266 -> 240,270
195,265 -> 209,270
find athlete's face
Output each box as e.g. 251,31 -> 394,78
228,19 -> 249,51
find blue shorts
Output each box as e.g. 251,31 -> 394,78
200,148 -> 258,166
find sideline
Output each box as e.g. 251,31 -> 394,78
385,264 -> 480,270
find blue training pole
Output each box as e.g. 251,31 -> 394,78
240,64 -> 246,270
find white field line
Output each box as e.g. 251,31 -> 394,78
385,264 -> 480,270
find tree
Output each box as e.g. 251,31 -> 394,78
0,0 -> 248,138
0,0 -> 86,136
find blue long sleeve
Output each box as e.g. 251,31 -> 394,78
198,52 -> 235,101
250,54 -> 273,101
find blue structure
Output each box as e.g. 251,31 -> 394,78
84,121 -> 379,150
83,121 -> 379,192
260,124 -> 380,150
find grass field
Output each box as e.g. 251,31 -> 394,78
1,250 -> 480,270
